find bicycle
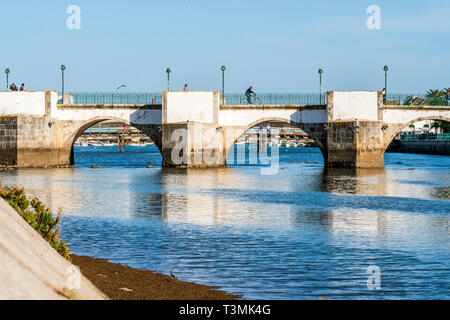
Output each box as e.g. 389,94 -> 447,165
240,95 -> 261,105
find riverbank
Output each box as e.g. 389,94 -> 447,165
387,139 -> 450,155
71,255 -> 241,300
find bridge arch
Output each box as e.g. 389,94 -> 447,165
64,116 -> 162,165
383,115 -> 450,154
224,117 -> 327,163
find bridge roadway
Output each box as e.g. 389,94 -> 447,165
0,90 -> 449,168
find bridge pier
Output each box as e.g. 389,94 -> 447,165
161,122 -> 225,168
326,120 -> 384,168
0,115 -> 73,168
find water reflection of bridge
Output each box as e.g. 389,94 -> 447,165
3,167 -> 448,243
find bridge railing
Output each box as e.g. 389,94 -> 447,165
60,92 -> 449,106
65,92 -> 163,105
386,93 -> 449,106
223,93 -> 325,105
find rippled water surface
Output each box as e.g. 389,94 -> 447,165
0,146 -> 448,299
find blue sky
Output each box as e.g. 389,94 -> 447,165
1,0 -> 449,93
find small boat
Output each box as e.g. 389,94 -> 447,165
88,142 -> 103,147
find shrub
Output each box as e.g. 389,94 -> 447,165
0,183 -> 71,260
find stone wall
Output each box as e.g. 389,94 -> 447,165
387,140 -> 450,156
0,117 -> 18,166
326,120 -> 384,168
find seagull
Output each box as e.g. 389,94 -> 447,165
170,270 -> 177,279
116,85 -> 126,93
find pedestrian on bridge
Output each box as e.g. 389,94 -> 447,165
184,84 -> 188,92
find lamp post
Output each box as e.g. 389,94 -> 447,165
60,65 -> 66,102
221,65 -> 226,105
318,68 -> 324,104
166,68 -> 171,91
5,68 -> 10,90
383,65 -> 389,104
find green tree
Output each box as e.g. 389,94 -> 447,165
431,121 -> 450,133
425,89 -> 446,106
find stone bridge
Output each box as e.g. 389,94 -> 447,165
0,90 -> 449,168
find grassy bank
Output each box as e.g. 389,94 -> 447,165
0,183 -> 70,259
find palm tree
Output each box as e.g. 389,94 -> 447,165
425,89 -> 445,106
431,121 -> 450,133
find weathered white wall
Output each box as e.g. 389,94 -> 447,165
2,91 -> 449,130
218,107 -> 327,127
164,91 -> 219,124
55,108 -> 162,125
331,91 -> 379,121
0,91 -> 57,116
383,107 -> 450,125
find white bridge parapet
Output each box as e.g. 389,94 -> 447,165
0,91 -> 57,117
383,105 -> 450,124
328,91 -> 382,121
56,105 -> 163,125
218,105 -> 327,127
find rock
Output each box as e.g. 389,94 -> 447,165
91,165 -> 105,169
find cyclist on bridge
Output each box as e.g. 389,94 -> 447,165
245,87 -> 256,104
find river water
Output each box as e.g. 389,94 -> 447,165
0,146 -> 448,299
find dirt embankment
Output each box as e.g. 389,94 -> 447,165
71,255 -> 241,300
